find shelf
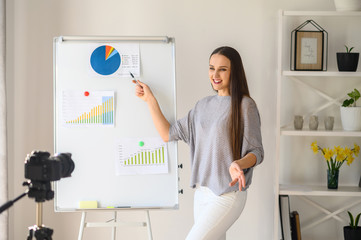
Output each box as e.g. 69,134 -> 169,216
282,11 -> 361,17
281,127 -> 361,137
276,10 -> 361,240
282,71 -> 361,77
280,184 -> 361,197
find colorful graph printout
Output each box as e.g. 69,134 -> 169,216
115,137 -> 169,175
90,45 -> 121,75
62,91 -> 115,127
90,44 -> 140,77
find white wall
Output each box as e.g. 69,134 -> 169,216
6,0 -> 336,239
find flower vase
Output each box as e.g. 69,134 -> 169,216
327,169 -> 339,189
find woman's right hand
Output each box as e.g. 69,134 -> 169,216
133,80 -> 154,103
132,79 -> 170,142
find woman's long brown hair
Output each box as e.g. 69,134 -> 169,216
210,46 -> 250,160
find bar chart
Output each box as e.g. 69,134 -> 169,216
116,138 -> 169,175
123,146 -> 166,166
62,91 -> 114,127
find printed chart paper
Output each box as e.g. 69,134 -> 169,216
62,90 -> 115,127
90,44 -> 140,77
115,137 -> 169,175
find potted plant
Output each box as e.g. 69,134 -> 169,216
337,46 -> 360,72
344,211 -> 361,240
311,141 -> 360,189
341,88 -> 361,131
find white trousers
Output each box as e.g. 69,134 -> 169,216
185,186 -> 247,240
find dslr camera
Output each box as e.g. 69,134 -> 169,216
24,151 -> 75,202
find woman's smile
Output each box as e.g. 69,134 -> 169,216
213,78 -> 222,84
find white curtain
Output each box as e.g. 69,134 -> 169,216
0,0 -> 7,239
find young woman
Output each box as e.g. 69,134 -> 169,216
133,46 -> 264,240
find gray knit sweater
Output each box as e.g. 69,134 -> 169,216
169,95 -> 264,195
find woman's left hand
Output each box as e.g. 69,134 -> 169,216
229,161 -> 246,191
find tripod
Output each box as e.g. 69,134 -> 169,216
25,180 -> 54,240
0,181 -> 54,240
27,202 -> 53,240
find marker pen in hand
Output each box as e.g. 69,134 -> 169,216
130,72 -> 142,88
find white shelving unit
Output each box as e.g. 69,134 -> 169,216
279,185 -> 361,197
281,128 -> 361,137
283,11 -> 361,17
275,10 -> 361,240
283,71 -> 361,77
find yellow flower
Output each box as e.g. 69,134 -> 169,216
334,146 -> 342,155
354,144 -> 360,157
336,148 -> 345,162
311,141 -> 318,154
347,155 -> 355,166
311,142 -> 359,167
323,148 -> 334,161
344,147 -> 352,158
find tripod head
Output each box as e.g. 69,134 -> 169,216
23,180 -> 54,203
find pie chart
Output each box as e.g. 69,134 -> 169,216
90,45 -> 121,75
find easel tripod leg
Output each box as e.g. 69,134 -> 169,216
78,212 -> 87,240
146,210 -> 153,240
111,211 -> 117,240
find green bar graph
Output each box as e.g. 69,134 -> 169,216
124,146 -> 166,166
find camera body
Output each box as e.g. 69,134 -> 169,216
25,151 -> 74,182
24,151 -> 74,202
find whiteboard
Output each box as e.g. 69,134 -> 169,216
53,36 -> 178,211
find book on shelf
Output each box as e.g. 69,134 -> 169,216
279,195 -> 292,240
290,211 -> 301,240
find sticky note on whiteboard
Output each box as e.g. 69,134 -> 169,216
79,201 -> 98,209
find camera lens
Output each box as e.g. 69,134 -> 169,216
51,153 -> 75,178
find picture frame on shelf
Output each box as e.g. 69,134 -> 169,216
290,20 -> 328,71
295,31 -> 323,70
